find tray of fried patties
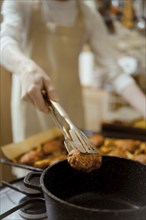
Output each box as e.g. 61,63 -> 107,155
1,127 -> 145,169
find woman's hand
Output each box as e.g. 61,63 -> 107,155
17,60 -> 58,113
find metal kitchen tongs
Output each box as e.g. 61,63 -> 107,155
42,91 -> 98,154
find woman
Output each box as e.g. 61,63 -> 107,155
1,0 -> 145,143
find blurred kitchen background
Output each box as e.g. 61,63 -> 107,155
0,0 -> 146,181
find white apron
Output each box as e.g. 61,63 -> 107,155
11,2 -> 85,142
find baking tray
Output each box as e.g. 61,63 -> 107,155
101,122 -> 146,141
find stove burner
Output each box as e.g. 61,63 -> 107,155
19,197 -> 47,220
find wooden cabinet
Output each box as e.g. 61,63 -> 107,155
0,67 -> 15,182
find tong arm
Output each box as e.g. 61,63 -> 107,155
50,100 -> 74,129
50,107 -> 71,140
42,91 -> 71,140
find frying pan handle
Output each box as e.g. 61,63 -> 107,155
24,171 -> 42,191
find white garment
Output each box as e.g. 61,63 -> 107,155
42,0 -> 78,26
0,1 -> 144,179
0,0 -> 135,92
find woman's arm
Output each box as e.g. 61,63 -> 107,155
0,0 -> 28,71
0,0 -> 57,112
82,3 -> 146,117
121,84 -> 146,118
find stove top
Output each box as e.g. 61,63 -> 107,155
0,178 -> 48,220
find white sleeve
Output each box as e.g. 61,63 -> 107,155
82,5 -> 135,93
0,0 -> 29,71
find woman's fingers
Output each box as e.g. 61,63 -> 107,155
44,79 -> 59,101
21,80 -> 58,113
30,89 -> 49,113
21,85 -> 48,113
19,61 -> 59,112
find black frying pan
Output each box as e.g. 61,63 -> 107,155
24,156 -> 146,220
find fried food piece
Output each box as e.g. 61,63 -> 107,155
67,149 -> 102,173
134,143 -> 146,155
108,149 -> 126,158
134,154 -> 146,164
43,139 -> 64,155
50,154 -> 67,165
104,138 -> 116,146
34,153 -> 67,168
89,134 -> 105,148
19,147 -> 42,165
100,145 -> 116,154
114,140 -> 140,153
140,142 -> 146,153
125,151 -> 134,160
133,120 -> 146,129
34,158 -> 52,168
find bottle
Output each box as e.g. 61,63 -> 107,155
122,0 -> 135,29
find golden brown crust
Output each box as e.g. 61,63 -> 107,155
42,139 -> 63,155
114,140 -> 140,152
67,149 -> 102,173
19,149 -> 42,165
108,149 -> 126,158
134,154 -> 146,164
16,134 -> 146,168
89,134 -> 105,148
